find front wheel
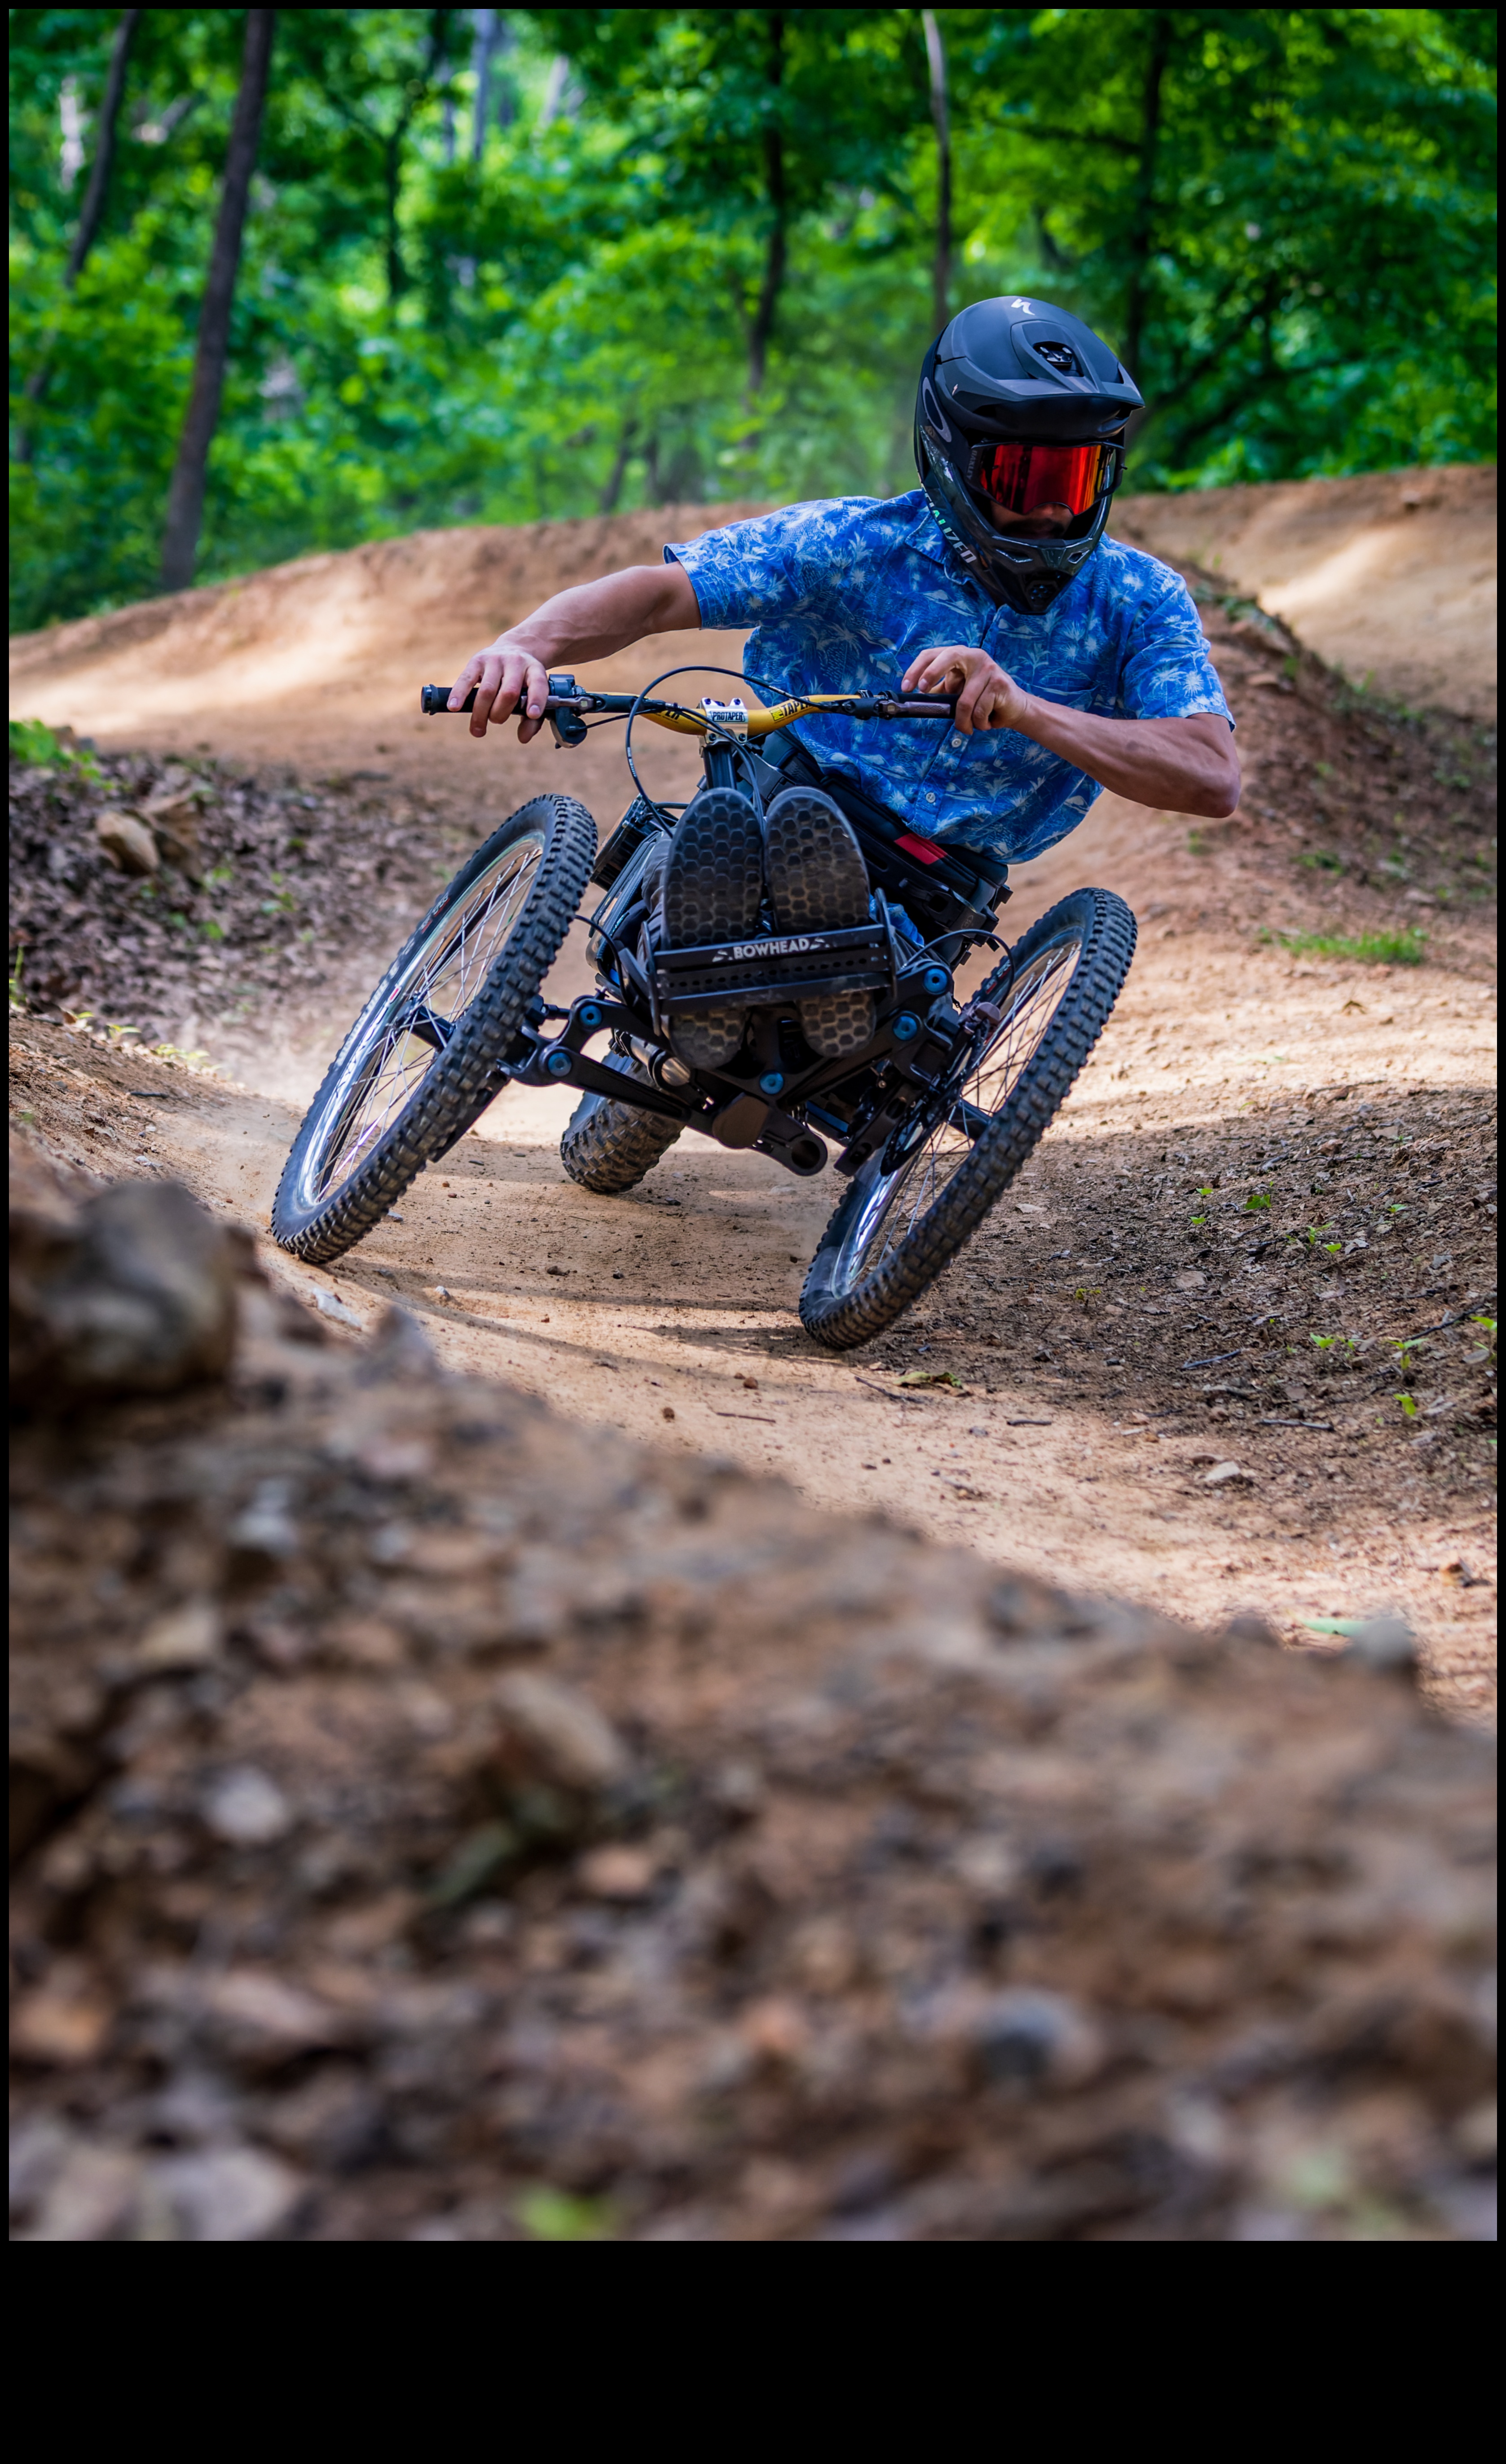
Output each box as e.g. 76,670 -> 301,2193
272,793 -> 596,1262
799,886 -> 1136,1350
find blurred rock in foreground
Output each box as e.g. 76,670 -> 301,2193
9,1169 -> 1496,2242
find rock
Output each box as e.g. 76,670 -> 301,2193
972,1989 -> 1106,2090
22,2140 -> 143,2241
578,1844 -> 657,1900
150,2146 -> 303,2241
1203,1461 -> 1254,1487
202,1766 -> 294,1846
355,1303 -> 441,1385
494,1672 -> 627,1795
10,1176 -> 240,1410
203,1969 -> 347,2064
1342,1615 -> 1418,1676
11,1983 -> 114,2067
1218,1612 -> 1282,1650
93,808 -> 159,875
138,789 -> 203,879
136,1598 -> 223,1672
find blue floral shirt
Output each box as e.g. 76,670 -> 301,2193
667,489 -> 1231,869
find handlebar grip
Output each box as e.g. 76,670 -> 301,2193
421,685 -> 477,713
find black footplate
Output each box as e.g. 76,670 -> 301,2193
654,920 -> 895,1013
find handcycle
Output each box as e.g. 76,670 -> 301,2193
270,670 -> 1136,1349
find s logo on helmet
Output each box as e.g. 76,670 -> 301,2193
921,378 -> 951,443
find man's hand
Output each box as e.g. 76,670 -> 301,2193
901,638 -> 1240,817
447,560 -> 702,742
447,643 -> 551,743
902,643 -> 1027,735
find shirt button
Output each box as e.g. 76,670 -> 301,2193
950,733 -> 965,748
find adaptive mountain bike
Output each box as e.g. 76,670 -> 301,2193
270,671 -> 1136,1349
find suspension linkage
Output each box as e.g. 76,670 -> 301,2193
502,994 -> 695,1121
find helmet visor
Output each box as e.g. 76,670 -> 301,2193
968,440 -> 1114,521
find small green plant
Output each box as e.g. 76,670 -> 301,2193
1187,827 -> 1210,856
1073,1285 -> 1103,1307
9,717 -> 102,779
1311,1333 -> 1338,1355
1304,1223 -> 1337,1249
1395,1392 -> 1418,1419
514,2187 -> 616,2242
1298,847 -> 1346,874
1241,1191 -> 1273,1212
260,877 -> 297,915
8,946 -> 25,1012
1467,1313 -> 1497,1362
199,918 -> 226,943
1276,927 -> 1427,965
204,862 -> 235,889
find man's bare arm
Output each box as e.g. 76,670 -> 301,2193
449,561 -> 702,741
902,642 -> 1241,818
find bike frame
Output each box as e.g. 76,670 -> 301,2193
420,672 -> 1014,1182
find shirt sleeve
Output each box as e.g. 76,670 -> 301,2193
1118,570 -> 1234,729
665,501 -> 858,631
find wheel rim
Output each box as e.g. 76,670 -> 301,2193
295,830 -> 545,1209
826,925 -> 1084,1298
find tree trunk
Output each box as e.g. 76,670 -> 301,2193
922,9 -> 951,337
599,416 -> 637,515
15,8 -> 142,461
746,12 -> 788,400
471,9 -> 498,160
160,10 -> 275,592
1122,10 -> 1173,390
66,7 -> 142,283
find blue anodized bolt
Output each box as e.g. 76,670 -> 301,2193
577,1001 -> 603,1029
892,1012 -> 920,1042
544,1047 -> 573,1077
922,966 -> 950,996
758,1071 -> 784,1097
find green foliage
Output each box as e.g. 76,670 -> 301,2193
1277,927 -> 1430,963
514,2185 -> 616,2241
9,7 -> 1497,632
8,715 -> 101,777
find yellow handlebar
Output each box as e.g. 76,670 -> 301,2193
640,693 -> 866,741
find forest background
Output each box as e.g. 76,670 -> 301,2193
8,6 -> 1497,636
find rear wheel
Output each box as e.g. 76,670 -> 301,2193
800,886 -> 1136,1350
560,1055 -> 683,1194
272,794 -> 596,1262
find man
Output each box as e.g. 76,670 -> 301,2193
448,295 -> 1239,1064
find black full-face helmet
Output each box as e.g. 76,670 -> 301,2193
914,296 -> 1143,614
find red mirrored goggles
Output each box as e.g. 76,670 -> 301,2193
966,439 -> 1117,519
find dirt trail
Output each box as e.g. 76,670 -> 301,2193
1114,462 -> 1496,721
9,485 -> 1498,1720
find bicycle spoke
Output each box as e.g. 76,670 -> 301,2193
304,836 -> 543,1204
833,930 -> 1083,1294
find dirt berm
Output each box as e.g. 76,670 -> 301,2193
9,469 -> 1494,788
10,1161 -> 1495,2242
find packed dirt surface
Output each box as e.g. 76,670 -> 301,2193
8,500 -> 765,796
10,1163 -> 1496,2241
1114,463 -> 1497,722
9,513 -> 1497,1714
